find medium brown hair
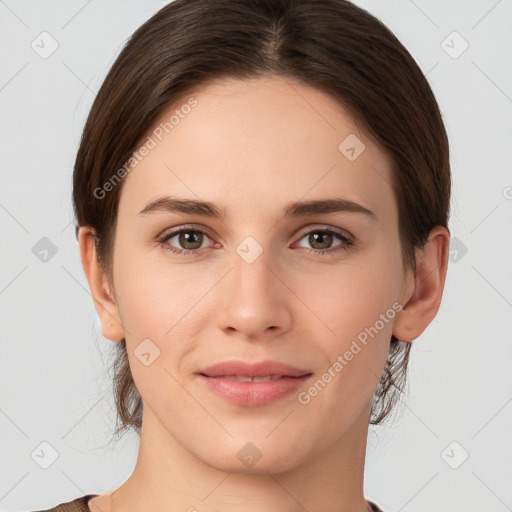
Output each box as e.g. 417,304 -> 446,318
73,0 -> 451,440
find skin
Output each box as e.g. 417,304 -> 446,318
79,75 -> 449,512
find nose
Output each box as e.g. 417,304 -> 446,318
216,247 -> 292,340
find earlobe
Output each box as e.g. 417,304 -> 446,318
392,226 -> 450,342
77,226 -> 125,342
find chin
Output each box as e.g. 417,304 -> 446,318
196,438 -> 308,475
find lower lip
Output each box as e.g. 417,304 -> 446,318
198,375 -> 312,406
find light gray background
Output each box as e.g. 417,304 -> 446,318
1,1 -> 511,511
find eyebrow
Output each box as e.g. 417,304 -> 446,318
139,196 -> 376,220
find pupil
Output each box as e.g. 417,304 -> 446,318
311,232 -> 331,249
180,231 -> 201,249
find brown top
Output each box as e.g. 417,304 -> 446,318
36,494 -> 385,511
33,494 -> 98,512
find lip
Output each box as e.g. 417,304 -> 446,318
199,360 -> 311,378
197,360 -> 313,406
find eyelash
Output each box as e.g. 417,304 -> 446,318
158,225 -> 355,258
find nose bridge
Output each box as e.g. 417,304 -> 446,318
216,236 -> 291,336
231,238 -> 279,309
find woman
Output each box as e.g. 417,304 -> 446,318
40,0 -> 450,510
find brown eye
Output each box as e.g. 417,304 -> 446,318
176,230 -> 204,250
160,227 -> 212,255
295,227 -> 354,255
308,231 -> 334,250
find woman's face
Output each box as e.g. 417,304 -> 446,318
107,76 -> 415,472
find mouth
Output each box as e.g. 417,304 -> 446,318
198,359 -> 311,379
203,374 -> 292,382
197,360 -> 313,406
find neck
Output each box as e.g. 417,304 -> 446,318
109,403 -> 372,512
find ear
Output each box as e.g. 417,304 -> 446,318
392,226 -> 450,342
77,226 -> 125,342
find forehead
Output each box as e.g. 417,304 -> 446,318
118,75 -> 396,222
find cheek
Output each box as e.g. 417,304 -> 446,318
111,247 -> 212,397
112,240 -> 201,335
300,252 -> 403,349
111,257 -> 202,411
295,247 -> 403,401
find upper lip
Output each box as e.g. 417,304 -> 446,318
199,360 -> 311,378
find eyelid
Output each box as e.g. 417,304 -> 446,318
297,223 -> 354,241
159,223 -> 216,241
